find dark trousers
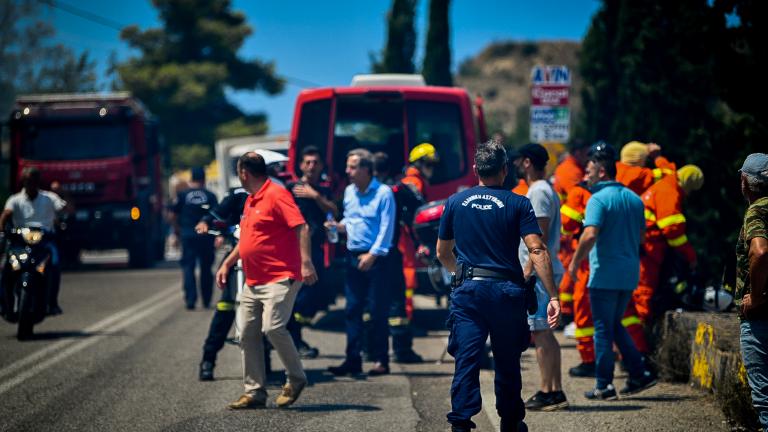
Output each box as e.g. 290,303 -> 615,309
180,235 -> 215,308
447,279 -> 530,430
202,265 -> 238,364
388,248 -> 415,356
288,244 -> 326,345
345,251 -> 392,367
589,288 -> 645,389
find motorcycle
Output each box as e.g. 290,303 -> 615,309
412,200 -> 452,299
1,227 -> 52,340
208,220 -> 244,343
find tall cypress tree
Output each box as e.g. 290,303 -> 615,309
422,0 -> 452,86
372,0 -> 417,73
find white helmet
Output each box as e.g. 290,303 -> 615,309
702,286 -> 733,312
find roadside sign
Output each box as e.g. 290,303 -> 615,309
530,65 -> 570,143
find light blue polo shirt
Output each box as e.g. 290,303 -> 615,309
583,181 -> 645,290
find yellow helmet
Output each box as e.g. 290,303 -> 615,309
409,143 -> 438,164
620,141 -> 649,166
677,164 -> 704,193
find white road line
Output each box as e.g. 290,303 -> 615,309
0,284 -> 179,392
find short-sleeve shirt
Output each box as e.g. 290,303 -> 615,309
583,181 -> 645,290
239,179 -> 306,286
518,180 -> 564,275
172,187 -> 218,238
736,196 -> 768,318
438,185 -> 541,285
4,189 -> 67,231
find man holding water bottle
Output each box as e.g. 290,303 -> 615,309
287,146 -> 338,358
326,148 -> 397,376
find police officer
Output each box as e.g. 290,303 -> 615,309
170,167 -> 218,310
195,186 -> 248,381
436,140 -> 561,432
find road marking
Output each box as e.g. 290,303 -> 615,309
0,284 -> 179,395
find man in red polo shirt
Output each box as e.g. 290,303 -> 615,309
216,152 -> 318,410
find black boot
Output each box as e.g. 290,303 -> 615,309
199,361 -> 214,381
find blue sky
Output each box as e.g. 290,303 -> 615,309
46,0 -> 600,133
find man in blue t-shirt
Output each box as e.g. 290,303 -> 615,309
436,140 -> 561,432
568,142 -> 657,400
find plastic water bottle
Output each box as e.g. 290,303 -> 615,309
326,212 -> 339,244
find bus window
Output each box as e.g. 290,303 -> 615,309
295,99 -> 331,173
333,97 -> 404,181
406,101 -> 466,184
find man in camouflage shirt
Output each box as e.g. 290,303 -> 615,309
736,153 -> 768,429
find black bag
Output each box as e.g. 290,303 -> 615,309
525,276 -> 538,315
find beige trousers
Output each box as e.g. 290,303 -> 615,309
238,278 -> 306,396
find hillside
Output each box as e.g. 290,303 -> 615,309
456,40 -> 582,146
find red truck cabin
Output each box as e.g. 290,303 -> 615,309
288,77 -> 486,201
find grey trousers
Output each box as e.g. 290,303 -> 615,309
238,278 -> 306,396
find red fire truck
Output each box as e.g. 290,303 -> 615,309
7,92 -> 166,268
287,74 -> 487,200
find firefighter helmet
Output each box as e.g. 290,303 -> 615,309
702,286 -> 734,312
409,143 -> 438,164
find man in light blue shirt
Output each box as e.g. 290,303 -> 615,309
568,142 -> 656,400
326,148 -> 396,376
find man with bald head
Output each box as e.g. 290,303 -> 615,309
216,152 -> 318,409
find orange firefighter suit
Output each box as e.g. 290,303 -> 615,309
553,155 -> 585,316
636,173 -> 697,323
398,166 -> 426,319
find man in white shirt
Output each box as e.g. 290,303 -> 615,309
1,168 -> 68,315
513,144 -> 568,411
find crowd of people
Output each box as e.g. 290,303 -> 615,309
161,138 -> 768,431
2,136 -> 763,431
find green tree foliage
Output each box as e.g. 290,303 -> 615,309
579,0 -> 767,283
422,0 -> 452,86
116,0 -> 284,168
371,0 -> 417,73
0,0 -> 98,118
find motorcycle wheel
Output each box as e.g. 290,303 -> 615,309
17,283 -> 34,341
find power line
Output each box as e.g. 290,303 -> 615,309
40,0 -> 324,88
40,0 -> 125,32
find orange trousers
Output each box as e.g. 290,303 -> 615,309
398,229 -> 417,320
634,240 -> 666,324
557,238 -> 575,316
573,263 -> 649,364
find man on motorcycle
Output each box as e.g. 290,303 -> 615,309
0,167 -> 68,315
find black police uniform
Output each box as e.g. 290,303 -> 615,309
200,187 -> 248,368
172,186 -> 218,308
285,180 -> 332,349
438,185 -> 541,431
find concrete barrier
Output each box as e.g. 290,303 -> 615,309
652,310 -> 760,430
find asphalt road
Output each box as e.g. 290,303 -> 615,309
0,253 -> 731,431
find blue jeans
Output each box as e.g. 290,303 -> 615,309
589,288 -> 645,389
740,320 -> 768,429
447,279 -> 530,429
344,252 -> 392,366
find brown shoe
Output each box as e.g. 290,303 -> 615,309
227,393 -> 266,410
275,381 -> 306,408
